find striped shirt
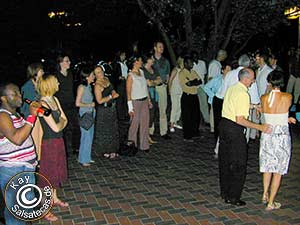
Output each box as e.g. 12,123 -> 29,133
0,109 -> 36,168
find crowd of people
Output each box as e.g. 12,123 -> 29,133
0,42 -> 299,223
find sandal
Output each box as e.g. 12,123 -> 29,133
265,202 -> 281,211
44,212 -> 58,221
109,153 -> 119,159
103,153 -> 110,159
262,193 -> 269,204
54,199 -> 69,208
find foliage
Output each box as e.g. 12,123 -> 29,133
137,0 -> 299,61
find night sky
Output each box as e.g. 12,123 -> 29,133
1,0 -> 158,83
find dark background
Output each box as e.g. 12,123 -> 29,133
0,0 -> 298,85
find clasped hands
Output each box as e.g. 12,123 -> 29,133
186,79 -> 202,87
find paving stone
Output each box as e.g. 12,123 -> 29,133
31,125 -> 300,225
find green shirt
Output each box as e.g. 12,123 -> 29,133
152,56 -> 170,82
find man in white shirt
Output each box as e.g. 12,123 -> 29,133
255,52 -> 273,97
208,49 -> 227,81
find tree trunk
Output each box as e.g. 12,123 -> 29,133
157,22 -> 177,67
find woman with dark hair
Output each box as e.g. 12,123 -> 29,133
126,56 -> 151,152
75,67 -> 95,166
20,62 -> 44,117
260,70 -> 296,211
93,65 -> 119,159
142,53 -> 160,144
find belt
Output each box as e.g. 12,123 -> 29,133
134,97 -> 147,101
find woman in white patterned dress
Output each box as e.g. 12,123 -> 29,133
259,70 -> 296,211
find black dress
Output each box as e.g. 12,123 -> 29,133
92,85 -> 119,154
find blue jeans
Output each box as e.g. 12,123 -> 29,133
78,111 -> 95,164
0,165 -> 35,225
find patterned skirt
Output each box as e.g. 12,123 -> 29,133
259,125 -> 291,175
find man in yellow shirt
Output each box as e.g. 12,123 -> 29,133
219,68 -> 272,206
179,56 -> 202,142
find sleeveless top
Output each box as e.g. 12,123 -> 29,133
79,84 -> 94,114
40,110 -> 63,139
130,70 -> 148,100
0,109 -> 36,167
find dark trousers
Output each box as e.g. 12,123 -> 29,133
212,96 -> 223,141
116,80 -> 129,121
218,118 -> 247,201
64,107 -> 80,153
181,93 -> 200,139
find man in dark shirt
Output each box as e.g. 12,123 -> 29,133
152,41 -> 171,140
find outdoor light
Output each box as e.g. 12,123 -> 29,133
48,11 -> 66,19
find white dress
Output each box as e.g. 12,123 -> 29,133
259,113 -> 291,175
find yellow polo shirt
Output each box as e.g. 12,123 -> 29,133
222,82 -> 250,122
179,68 -> 200,95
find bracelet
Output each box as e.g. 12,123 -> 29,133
109,95 -> 112,99
26,115 -> 36,127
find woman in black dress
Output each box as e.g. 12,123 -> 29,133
92,65 -> 120,159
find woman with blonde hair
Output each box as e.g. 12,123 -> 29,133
168,57 -> 184,132
37,74 -> 69,221
92,65 -> 119,159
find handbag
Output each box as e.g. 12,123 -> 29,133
78,111 -> 94,130
118,140 -> 138,156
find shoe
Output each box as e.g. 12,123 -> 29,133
81,163 -> 91,167
148,136 -> 157,144
54,199 -> 69,207
262,193 -> 269,204
225,199 -> 246,206
44,212 -> 58,221
170,127 -> 175,133
265,202 -> 281,211
161,134 -> 171,140
183,139 -> 194,143
90,160 -> 95,163
174,124 -> 182,129
143,149 -> 150,153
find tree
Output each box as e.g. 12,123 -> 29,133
137,0 -> 299,63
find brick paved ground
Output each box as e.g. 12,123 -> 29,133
23,125 -> 300,224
